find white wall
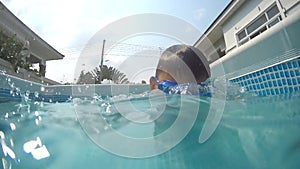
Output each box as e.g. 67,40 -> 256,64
279,0 -> 299,12
222,0 -> 277,53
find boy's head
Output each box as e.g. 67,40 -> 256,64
150,44 -> 210,90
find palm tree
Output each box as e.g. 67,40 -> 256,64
77,65 -> 129,84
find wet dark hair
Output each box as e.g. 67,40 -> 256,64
155,44 -> 210,83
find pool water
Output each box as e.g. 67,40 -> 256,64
0,89 -> 300,169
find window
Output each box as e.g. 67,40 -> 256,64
246,15 -> 267,34
236,3 -> 282,46
267,5 -> 280,19
237,30 -> 246,41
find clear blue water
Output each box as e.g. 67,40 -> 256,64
0,88 -> 300,169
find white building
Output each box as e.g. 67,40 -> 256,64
194,0 -> 300,96
0,2 -> 64,84
195,0 -> 299,63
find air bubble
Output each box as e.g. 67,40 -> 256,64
34,91 -> 39,98
25,90 -> 30,97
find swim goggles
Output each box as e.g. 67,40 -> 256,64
152,76 -> 211,96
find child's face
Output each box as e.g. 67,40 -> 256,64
149,71 -> 174,90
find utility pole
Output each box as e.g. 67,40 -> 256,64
101,39 -> 106,69
100,39 -> 106,83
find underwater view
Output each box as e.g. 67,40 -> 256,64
0,75 -> 299,169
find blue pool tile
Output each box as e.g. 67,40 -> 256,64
268,81 -> 273,87
258,78 -> 262,82
271,89 -> 275,95
290,70 -> 295,77
266,74 -> 270,80
258,91 -> 262,95
280,88 -> 284,93
294,87 -> 299,92
268,67 -> 273,72
287,62 -> 293,68
285,71 -> 290,77
271,73 -> 275,79
278,64 -> 283,70
287,62 -> 293,69
289,87 -> 293,93
280,71 -> 285,77
273,66 -> 278,71
295,70 -> 300,76
275,88 -> 279,95
249,86 -> 253,90
275,72 -> 280,78
253,85 -> 257,90
266,89 -> 270,95
262,90 -> 266,96
264,82 -> 269,87
282,63 -> 287,69
262,76 -> 266,81
277,80 -> 282,86
287,79 -> 292,85
282,79 -> 287,85
273,81 -> 277,87
264,69 -> 269,73
260,70 -> 264,75
292,78 -> 297,85
292,61 -> 298,68
257,84 -> 261,89
284,87 -> 289,93
249,74 -> 253,78
260,83 -> 264,89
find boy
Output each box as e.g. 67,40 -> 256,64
149,44 -> 210,94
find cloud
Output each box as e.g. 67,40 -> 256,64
193,8 -> 206,21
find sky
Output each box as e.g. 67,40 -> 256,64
2,0 -> 231,83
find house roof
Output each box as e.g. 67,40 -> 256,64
194,0 -> 246,47
0,2 -> 64,63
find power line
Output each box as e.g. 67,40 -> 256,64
57,40 -> 165,60
57,40 -> 164,55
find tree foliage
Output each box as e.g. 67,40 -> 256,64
77,65 -> 129,84
0,30 -> 32,71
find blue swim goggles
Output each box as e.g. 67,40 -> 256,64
152,76 -> 211,96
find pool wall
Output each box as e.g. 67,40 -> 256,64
0,73 -> 150,102
211,9 -> 300,96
